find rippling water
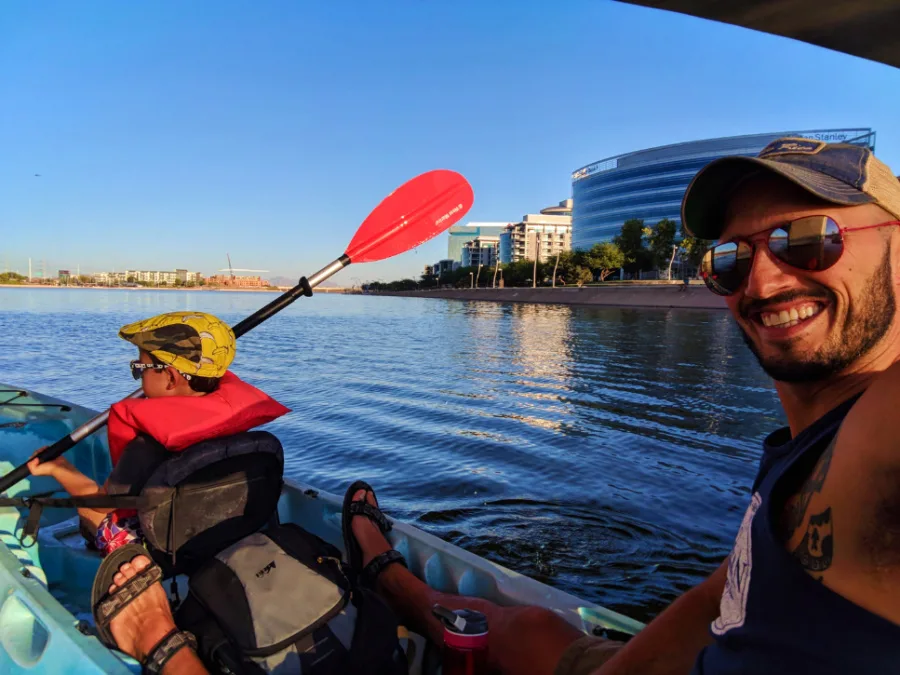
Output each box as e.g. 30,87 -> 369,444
0,287 -> 783,622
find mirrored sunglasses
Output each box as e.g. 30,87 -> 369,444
700,216 -> 900,296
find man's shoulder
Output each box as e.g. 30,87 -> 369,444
838,360 -> 900,460
828,360 -> 900,578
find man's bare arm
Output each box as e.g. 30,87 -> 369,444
595,559 -> 727,675
803,360 -> 900,625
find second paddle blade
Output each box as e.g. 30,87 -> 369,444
344,169 -> 474,264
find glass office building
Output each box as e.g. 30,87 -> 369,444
571,129 -> 876,250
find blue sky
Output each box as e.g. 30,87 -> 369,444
2,1 -> 899,283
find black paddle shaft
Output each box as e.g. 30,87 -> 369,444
231,277 -> 312,337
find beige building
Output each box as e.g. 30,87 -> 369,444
92,269 -> 203,285
500,200 -> 572,264
92,271 -> 129,285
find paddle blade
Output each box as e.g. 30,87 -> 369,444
344,170 -> 474,264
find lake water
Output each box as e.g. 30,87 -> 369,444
0,287 -> 783,623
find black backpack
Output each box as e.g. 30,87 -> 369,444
120,431 -> 408,675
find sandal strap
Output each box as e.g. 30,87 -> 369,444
95,564 -> 163,629
144,628 -> 197,674
361,549 -> 407,588
348,501 -> 393,533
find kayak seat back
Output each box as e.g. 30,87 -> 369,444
139,430 -> 284,577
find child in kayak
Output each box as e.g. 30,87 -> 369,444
27,311 -> 289,555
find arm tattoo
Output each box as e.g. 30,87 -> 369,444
782,439 -> 835,538
792,507 -> 834,572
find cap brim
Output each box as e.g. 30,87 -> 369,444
681,156 -> 876,240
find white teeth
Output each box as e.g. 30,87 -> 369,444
760,304 -> 821,328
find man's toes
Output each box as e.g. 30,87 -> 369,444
131,556 -> 151,573
113,571 -> 127,586
353,489 -> 367,505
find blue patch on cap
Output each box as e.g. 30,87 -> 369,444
759,138 -> 826,158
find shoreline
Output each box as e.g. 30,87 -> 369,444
0,283 -> 725,309
369,284 -> 727,309
0,284 -> 351,294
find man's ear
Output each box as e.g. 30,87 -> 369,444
166,368 -> 177,390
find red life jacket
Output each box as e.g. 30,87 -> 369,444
107,371 -> 290,466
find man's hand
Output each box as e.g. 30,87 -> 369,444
595,558 -> 727,675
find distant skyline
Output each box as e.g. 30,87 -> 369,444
2,1 -> 899,283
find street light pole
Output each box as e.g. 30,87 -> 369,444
469,272 -> 474,289
532,231 -> 539,289
552,250 -> 560,288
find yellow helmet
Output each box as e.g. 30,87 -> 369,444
118,311 -> 235,378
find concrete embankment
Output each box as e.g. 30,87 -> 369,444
372,284 -> 727,309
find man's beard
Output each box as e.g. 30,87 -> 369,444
739,249 -> 895,383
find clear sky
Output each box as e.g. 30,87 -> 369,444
2,1 -> 899,284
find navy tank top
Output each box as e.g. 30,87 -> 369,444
693,396 -> 900,674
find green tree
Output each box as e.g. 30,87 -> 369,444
0,272 -> 26,284
648,218 -> 678,270
590,242 -> 625,281
613,219 -> 652,273
574,266 -> 594,286
680,234 -> 713,269
552,251 -> 579,285
502,259 -> 547,287
614,219 -> 644,258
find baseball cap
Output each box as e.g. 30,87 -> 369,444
118,311 -> 236,378
682,137 -> 900,240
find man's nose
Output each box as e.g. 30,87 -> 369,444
743,245 -> 796,299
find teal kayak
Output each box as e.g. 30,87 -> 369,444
0,384 -> 643,674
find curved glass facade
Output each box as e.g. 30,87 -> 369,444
571,129 -> 875,250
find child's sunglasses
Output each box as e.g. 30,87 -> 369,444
700,215 -> 900,296
130,361 -> 167,379
129,360 -> 192,380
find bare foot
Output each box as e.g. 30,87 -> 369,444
350,489 -> 393,568
106,555 -> 177,662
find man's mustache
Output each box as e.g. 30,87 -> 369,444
740,288 -> 833,319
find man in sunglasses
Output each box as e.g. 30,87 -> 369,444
28,311 -> 287,556
650,137 -> 900,674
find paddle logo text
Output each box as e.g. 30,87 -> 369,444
435,203 -> 465,228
